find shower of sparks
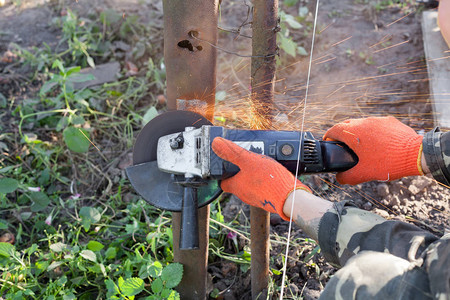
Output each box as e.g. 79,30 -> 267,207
330,35 -> 352,48
373,40 -> 410,54
386,11 -> 414,28
210,5 -> 450,270
370,34 -> 393,49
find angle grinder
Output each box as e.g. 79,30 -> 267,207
126,110 -> 358,249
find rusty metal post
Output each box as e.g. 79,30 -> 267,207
162,0 -> 218,121
162,1 -> 218,299
250,0 -> 278,298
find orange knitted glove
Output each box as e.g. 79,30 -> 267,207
212,137 -> 311,220
323,116 -> 423,185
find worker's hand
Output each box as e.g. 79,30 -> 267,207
323,116 -> 423,185
212,137 -> 311,220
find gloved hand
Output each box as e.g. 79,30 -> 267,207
323,116 -> 423,185
212,137 -> 311,220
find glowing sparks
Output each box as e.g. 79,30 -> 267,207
386,11 -> 413,28
373,40 -> 410,54
330,35 -> 352,48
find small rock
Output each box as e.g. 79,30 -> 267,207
157,94 -> 166,106
303,287 -> 321,300
223,290 -> 236,300
0,232 -> 15,244
408,177 -> 433,195
118,153 -> 133,169
288,283 -> 299,297
270,214 -> 282,225
363,202 -> 373,210
400,197 -> 409,206
389,195 -> 400,206
377,183 -> 390,197
374,208 -> 389,218
221,262 -> 237,276
72,62 -> 121,89
300,264 -> 308,278
125,61 -> 139,76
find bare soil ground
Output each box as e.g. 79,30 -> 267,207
0,0 -> 448,299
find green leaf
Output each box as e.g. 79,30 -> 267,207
297,46 -> 308,56
24,290 -> 35,297
80,249 -> 97,262
72,115 -> 85,125
279,34 -> 297,57
79,206 -> 101,231
63,127 -> 90,153
283,13 -> 302,29
27,244 -> 38,255
151,278 -> 163,294
142,107 -> 158,126
52,59 -> 65,73
148,261 -> 163,278
120,277 -> 144,297
48,261 -> 64,271
284,0 -> 299,6
106,278 -> 120,295
30,192 -> 50,212
161,263 -> 183,289
0,242 -> 14,257
299,6 -> 309,17
0,92 -> 6,108
0,178 -> 19,194
50,242 -> 69,253
69,73 -> 95,83
65,66 -> 81,77
87,56 -> 96,69
87,241 -> 104,251
271,268 -> 282,275
56,117 -> 69,132
118,277 -> 125,289
105,247 -> 117,259
167,290 -> 180,300
39,81 -> 57,96
0,220 -> 8,230
63,293 -> 76,300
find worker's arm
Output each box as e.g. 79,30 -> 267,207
422,128 -> 450,186
283,190 -> 439,268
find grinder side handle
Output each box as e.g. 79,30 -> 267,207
179,185 -> 199,250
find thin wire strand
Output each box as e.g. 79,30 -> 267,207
190,33 -> 278,58
279,0 -> 321,297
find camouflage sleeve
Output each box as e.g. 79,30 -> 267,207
317,202 -> 439,268
423,128 -> 450,186
424,233 -> 450,300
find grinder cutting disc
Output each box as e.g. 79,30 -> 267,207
127,110 -> 220,211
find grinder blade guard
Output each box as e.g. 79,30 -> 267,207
126,111 -> 221,250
